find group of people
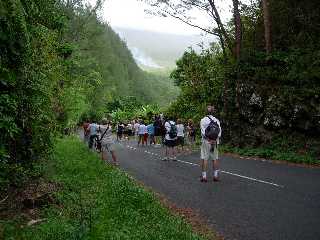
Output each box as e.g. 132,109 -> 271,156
82,105 -> 222,182
131,116 -> 196,149
121,105 -> 222,182
115,122 -> 134,141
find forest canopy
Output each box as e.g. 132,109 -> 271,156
0,0 -> 178,190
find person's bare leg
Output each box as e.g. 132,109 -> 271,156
201,159 -> 208,181
101,150 -> 108,162
169,147 -> 173,159
213,159 -> 220,181
111,151 -> 118,165
201,159 -> 208,172
163,146 -> 169,160
172,146 -> 177,160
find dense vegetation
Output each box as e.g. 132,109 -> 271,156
162,0 -> 320,162
0,0 -> 178,191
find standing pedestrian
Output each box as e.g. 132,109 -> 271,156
127,121 -> 133,140
134,120 -> 140,141
176,119 -> 185,154
163,117 -> 177,161
200,105 -> 222,182
83,120 -> 90,143
88,120 -> 98,149
138,121 -> 147,146
99,118 -> 118,165
186,119 -> 196,152
147,122 -> 155,145
153,115 -> 161,145
116,122 -> 124,141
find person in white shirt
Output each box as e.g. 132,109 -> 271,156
200,105 -> 222,182
127,122 -> 133,139
138,121 -> 147,146
176,119 -> 185,154
133,120 -> 140,141
163,117 -> 178,161
99,118 -> 118,165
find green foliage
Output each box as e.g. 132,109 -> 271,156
167,46 -> 224,123
0,0 -> 180,190
1,137 -> 205,240
110,103 -> 161,123
166,0 -> 320,163
0,0 -> 65,190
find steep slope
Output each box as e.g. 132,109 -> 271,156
114,27 -> 215,69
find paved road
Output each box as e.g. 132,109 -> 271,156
112,139 -> 320,240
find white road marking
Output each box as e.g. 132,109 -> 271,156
175,159 -> 199,167
125,145 -> 284,188
221,170 -> 284,188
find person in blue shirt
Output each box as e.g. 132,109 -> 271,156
147,122 -> 155,145
88,121 -> 98,149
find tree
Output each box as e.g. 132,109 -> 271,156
143,0 -> 234,57
232,0 -> 242,59
261,0 -> 272,53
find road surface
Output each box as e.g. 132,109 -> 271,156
112,139 -> 320,240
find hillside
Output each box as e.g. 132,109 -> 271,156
114,27 -> 215,69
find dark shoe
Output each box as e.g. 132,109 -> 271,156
213,177 -> 220,182
200,177 -> 207,182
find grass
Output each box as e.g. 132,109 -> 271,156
1,136 -> 205,240
220,144 -> 319,165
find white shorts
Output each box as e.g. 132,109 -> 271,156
102,142 -> 115,152
201,141 -> 219,161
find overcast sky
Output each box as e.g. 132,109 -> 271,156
97,0 -> 234,35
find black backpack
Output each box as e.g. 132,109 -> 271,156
204,116 -> 220,141
168,121 -> 177,139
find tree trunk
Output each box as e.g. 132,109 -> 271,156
208,0 -> 234,55
232,0 -> 242,60
262,0 -> 272,53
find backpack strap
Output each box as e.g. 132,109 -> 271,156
99,126 -> 109,141
207,115 -> 214,122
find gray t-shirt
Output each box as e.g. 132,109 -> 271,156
99,125 -> 114,144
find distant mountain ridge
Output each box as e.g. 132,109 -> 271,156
114,27 -> 215,70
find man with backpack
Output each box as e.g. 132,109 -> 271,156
163,117 -> 178,161
200,105 -> 222,182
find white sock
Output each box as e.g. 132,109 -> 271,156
214,170 -> 219,178
202,172 -> 207,178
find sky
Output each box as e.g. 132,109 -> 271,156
97,0 -> 234,35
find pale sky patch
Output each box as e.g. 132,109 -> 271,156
97,0 -> 234,35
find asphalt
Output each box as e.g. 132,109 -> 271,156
110,139 -> 320,240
